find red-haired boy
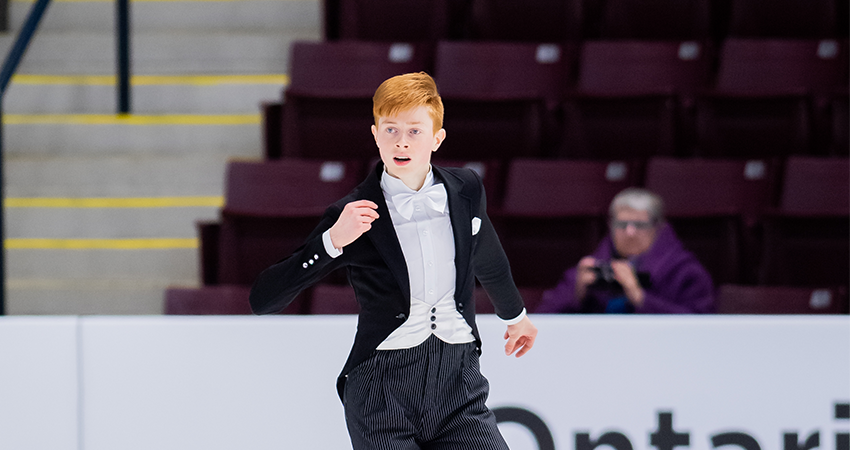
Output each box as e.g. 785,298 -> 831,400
250,72 -> 538,449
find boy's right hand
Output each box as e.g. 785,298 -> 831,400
329,200 -> 379,249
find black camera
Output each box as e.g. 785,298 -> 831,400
590,264 -> 618,286
589,262 -> 652,291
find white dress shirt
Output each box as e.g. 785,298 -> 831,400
321,166 -> 525,350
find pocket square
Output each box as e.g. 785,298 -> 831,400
471,217 -> 482,235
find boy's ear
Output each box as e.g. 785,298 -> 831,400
432,128 -> 446,152
371,125 -> 378,143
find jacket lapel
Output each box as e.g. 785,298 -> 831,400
434,166 -> 472,297
362,163 -> 411,301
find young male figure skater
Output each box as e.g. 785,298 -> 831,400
250,72 -> 538,449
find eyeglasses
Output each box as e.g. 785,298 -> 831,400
610,220 -> 655,230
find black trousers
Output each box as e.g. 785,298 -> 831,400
343,335 -> 509,450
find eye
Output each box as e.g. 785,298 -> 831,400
385,127 -> 397,134
410,129 -> 421,136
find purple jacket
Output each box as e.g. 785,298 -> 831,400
536,224 -> 716,314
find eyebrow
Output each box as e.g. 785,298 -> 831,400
381,120 -> 422,126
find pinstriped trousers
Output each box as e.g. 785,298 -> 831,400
343,335 -> 509,450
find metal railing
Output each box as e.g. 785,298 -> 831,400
0,0 -> 132,314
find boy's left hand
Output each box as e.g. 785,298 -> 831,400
504,316 -> 538,358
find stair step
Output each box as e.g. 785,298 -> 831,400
6,204 -> 219,239
4,74 -> 287,114
4,154 -> 240,197
4,113 -> 263,155
5,251 -> 199,314
0,31 -> 317,74
6,247 -> 198,280
9,0 -> 320,33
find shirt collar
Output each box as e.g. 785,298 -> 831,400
380,165 -> 435,197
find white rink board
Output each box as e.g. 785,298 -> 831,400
0,315 -> 847,450
0,317 -> 79,450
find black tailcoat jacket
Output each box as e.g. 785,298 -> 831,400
249,162 -> 525,401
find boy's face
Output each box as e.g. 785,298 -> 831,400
372,106 -> 446,190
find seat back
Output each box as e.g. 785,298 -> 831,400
502,159 -> 638,217
695,39 -> 846,157
717,284 -> 848,314
559,40 -> 711,159
758,156 -> 850,286
498,159 -> 638,286
163,285 -> 307,315
283,41 -> 431,159
779,156 -> 850,216
576,40 -> 712,96
644,157 -> 778,219
217,159 -> 361,285
644,157 -> 780,284
434,41 -> 574,160
224,159 -> 362,217
714,39 -> 846,96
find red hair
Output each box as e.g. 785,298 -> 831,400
373,72 -> 444,133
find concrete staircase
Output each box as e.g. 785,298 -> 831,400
1,0 -> 321,314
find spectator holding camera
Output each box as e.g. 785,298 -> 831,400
536,188 -> 715,314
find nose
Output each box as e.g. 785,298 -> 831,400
395,136 -> 409,148
624,223 -> 638,235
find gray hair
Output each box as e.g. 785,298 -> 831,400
609,188 -> 665,223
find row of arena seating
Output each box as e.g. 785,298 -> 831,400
321,0 -> 848,42
263,39 -> 849,163
165,284 -> 850,315
163,155 -> 849,315
164,6 -> 849,314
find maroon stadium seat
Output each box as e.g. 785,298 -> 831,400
497,158 -> 639,287
558,40 -> 712,159
164,285 -> 309,315
216,159 -> 362,286
717,284 -> 848,314
164,285 -> 253,315
434,41 -> 575,161
281,41 -> 431,160
758,156 -> 850,287
644,157 -> 780,284
695,38 -> 846,158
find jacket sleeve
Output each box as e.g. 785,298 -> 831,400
249,204 -> 347,315
469,172 -> 525,321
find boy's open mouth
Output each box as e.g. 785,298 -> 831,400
394,156 -> 411,162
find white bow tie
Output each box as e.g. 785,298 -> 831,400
391,183 -> 448,220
